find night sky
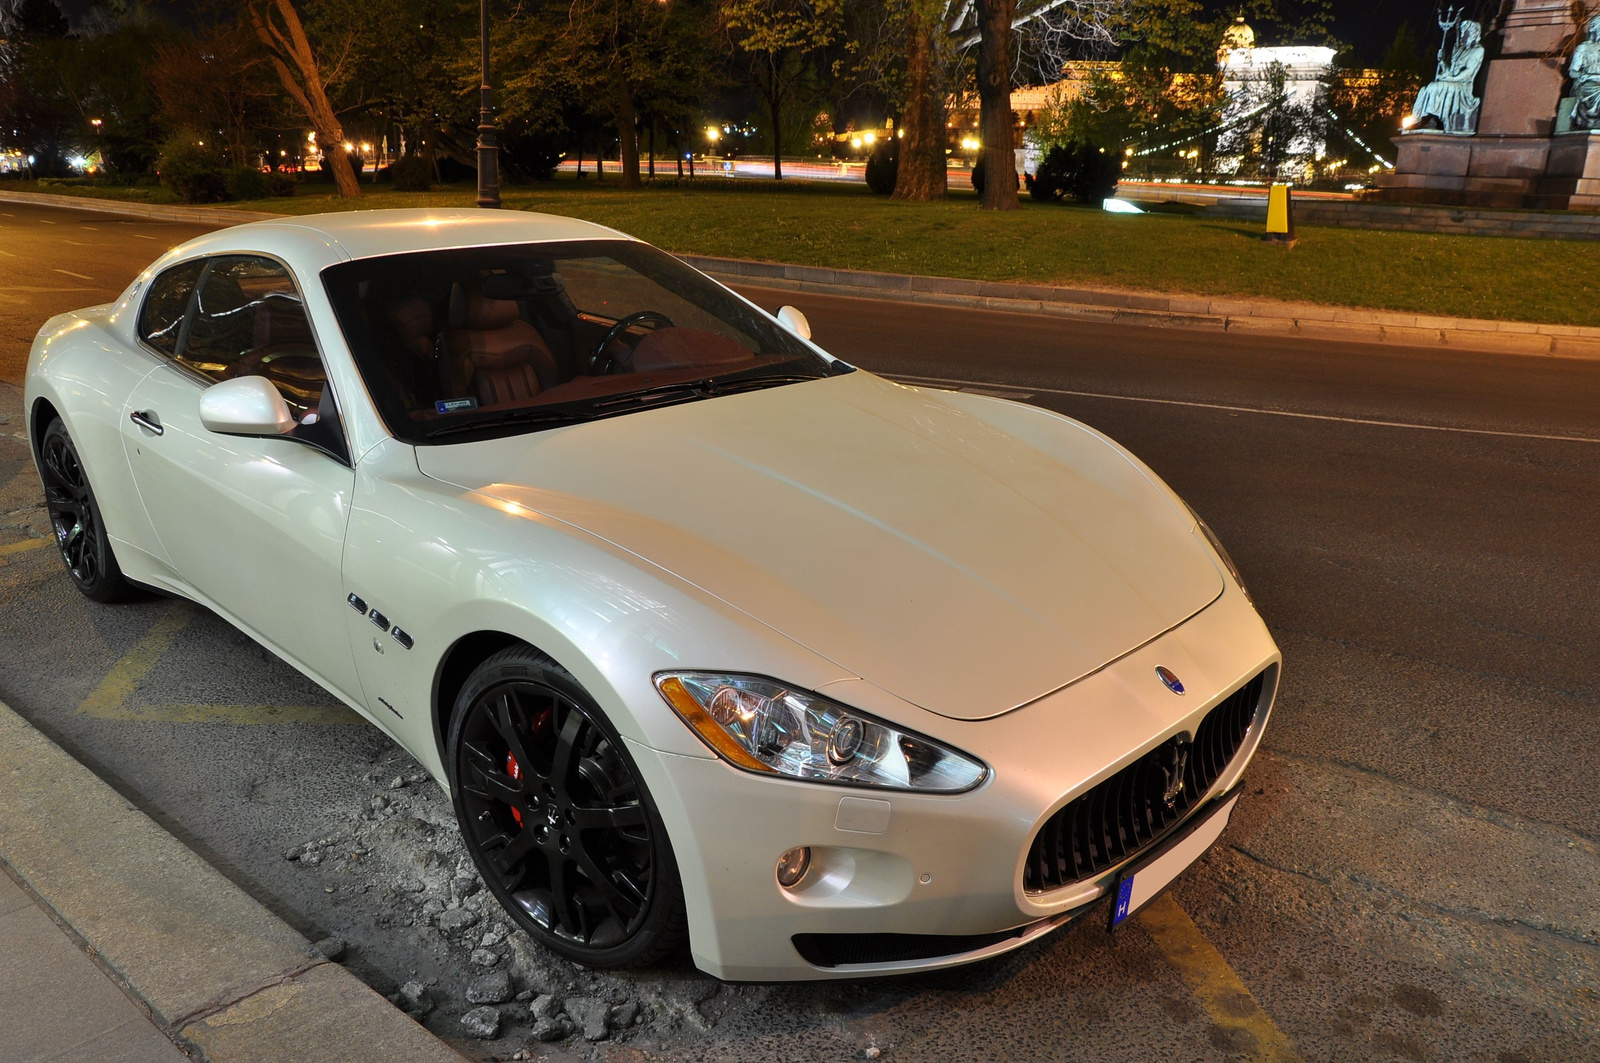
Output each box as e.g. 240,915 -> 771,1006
1331,0 -> 1454,65
54,0 -> 1451,68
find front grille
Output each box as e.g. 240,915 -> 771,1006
793,928 -> 1028,968
1022,669 -> 1267,893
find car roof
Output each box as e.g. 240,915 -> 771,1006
184,208 -> 634,266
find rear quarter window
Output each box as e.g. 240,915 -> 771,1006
138,260 -> 206,355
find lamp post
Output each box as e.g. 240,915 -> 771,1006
476,0 -> 501,208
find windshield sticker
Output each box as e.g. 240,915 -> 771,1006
436,397 -> 479,414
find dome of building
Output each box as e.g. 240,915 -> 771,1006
1219,18 -> 1256,60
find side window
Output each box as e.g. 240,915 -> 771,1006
182,256 -> 328,422
137,261 -> 205,355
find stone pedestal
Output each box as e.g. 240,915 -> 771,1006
1376,0 -> 1599,210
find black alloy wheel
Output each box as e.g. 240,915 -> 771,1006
38,419 -> 132,603
447,646 -> 687,968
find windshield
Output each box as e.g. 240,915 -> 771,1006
321,239 -> 841,444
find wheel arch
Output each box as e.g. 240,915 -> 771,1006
28,396 -> 62,462
431,629 -> 527,766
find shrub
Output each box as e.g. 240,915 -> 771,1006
225,166 -> 270,201
864,143 -> 898,195
504,133 -> 563,181
157,135 -> 227,203
390,155 -> 433,192
266,172 -> 298,197
1029,142 -> 1121,205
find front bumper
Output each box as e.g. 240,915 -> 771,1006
627,586 -> 1280,981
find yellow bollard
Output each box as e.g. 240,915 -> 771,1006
1263,183 -> 1297,247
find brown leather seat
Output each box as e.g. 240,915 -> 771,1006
442,282 -> 560,407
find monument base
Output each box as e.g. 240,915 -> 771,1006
1375,130 -> 1600,211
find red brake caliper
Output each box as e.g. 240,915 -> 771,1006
506,753 -> 524,827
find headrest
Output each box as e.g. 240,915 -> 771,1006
466,291 -> 521,330
388,296 -> 432,337
199,273 -> 248,315
481,272 -> 526,300
448,280 -> 521,331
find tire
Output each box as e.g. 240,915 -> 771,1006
37,419 -> 134,603
446,645 -> 688,968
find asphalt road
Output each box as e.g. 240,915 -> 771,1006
1,200 -> 1597,1062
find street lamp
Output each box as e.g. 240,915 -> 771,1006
476,0 -> 501,208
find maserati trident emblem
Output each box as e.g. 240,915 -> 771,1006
1161,737 -> 1192,808
1156,666 -> 1185,695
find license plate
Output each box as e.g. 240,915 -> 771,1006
1109,790 -> 1241,930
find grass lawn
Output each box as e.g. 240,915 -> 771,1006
12,175 -> 1595,327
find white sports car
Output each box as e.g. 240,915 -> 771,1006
26,209 -> 1279,980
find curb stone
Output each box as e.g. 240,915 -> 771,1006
4,188 -> 1597,361
681,254 -> 1600,361
0,697 -> 466,1063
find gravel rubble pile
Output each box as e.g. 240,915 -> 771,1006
281,746 -> 735,1056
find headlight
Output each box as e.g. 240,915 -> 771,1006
654,672 -> 987,793
1186,503 -> 1253,604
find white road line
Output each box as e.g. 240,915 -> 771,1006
0,248 -> 13,257
52,269 -> 94,281
79,225 -> 99,230
891,372 -> 1600,445
133,234 -> 156,240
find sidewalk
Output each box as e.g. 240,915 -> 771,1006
0,867 -> 187,1062
0,697 -> 466,1063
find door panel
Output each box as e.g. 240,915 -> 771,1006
123,362 -> 362,703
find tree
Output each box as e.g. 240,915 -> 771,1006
246,0 -> 361,197
309,0 -> 476,170
973,0 -> 1017,209
868,0 -> 1127,204
0,0 -> 77,175
891,0 -> 950,199
149,17 -> 276,169
721,0 -> 843,180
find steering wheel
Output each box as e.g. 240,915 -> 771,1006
589,311 -> 675,374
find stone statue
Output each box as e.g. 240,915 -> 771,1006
1410,13 -> 1485,134
1570,16 -> 1600,129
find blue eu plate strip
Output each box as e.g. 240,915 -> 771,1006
1113,876 -> 1135,927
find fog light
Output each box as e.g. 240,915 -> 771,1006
776,846 -> 811,888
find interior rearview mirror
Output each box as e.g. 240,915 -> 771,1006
776,305 -> 812,341
199,376 -> 296,437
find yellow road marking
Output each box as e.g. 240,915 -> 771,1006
1141,893 -> 1303,1061
77,602 -> 356,724
0,538 -> 50,557
112,703 -> 360,725
79,602 -> 195,719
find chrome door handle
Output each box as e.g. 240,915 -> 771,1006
129,410 -> 163,435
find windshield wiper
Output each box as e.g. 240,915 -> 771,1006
586,372 -> 824,411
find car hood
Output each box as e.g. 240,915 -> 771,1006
414,373 -> 1222,720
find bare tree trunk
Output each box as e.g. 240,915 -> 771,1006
892,6 -> 946,201
769,55 -> 784,181
248,0 -> 360,198
617,73 -> 641,188
648,120 -> 655,178
575,128 -> 584,178
595,127 -> 604,182
974,0 -> 1018,211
